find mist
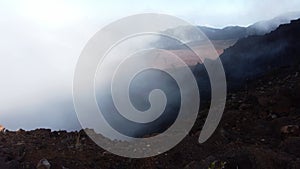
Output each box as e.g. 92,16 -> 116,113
0,1 -> 299,133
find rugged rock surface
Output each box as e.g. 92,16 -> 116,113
0,65 -> 299,169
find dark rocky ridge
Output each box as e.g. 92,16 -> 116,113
220,19 -> 300,90
193,18 -> 300,91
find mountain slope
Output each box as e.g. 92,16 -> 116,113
219,18 -> 300,89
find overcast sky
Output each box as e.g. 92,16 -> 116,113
2,0 -> 300,28
0,0 -> 299,130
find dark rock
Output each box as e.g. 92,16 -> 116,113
280,137 -> 300,156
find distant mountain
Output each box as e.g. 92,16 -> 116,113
198,26 -> 246,40
199,11 -> 300,40
155,12 -> 300,50
247,11 -> 300,36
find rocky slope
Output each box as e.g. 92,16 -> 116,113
0,63 -> 300,169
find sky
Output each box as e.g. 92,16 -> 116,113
0,0 -> 299,130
